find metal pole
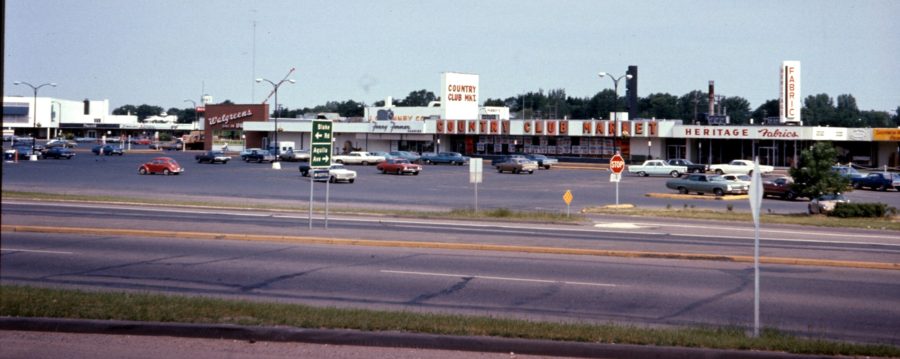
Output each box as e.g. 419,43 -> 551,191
274,88 -> 279,156
474,181 -> 478,214
325,178 -> 330,229
309,174 -> 314,229
754,220 -> 760,337
616,181 -> 620,206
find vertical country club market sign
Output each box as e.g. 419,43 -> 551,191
311,120 -> 333,169
440,72 -> 479,121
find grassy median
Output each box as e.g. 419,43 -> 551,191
1,285 -> 897,357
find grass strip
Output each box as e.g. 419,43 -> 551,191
1,190 -> 583,223
1,285 -> 897,357
582,206 -> 900,231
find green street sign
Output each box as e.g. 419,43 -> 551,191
312,120 -> 333,145
311,120 -> 333,169
310,143 -> 332,168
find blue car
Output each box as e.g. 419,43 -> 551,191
92,144 -> 124,156
420,152 -> 469,165
43,147 -> 76,159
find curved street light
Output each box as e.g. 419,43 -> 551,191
13,81 -> 57,159
256,77 -> 296,157
598,72 -> 632,155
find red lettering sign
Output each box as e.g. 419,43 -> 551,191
559,121 -> 568,135
523,121 -> 532,134
436,120 -> 444,133
547,121 -> 557,135
457,120 -> 465,133
583,121 -> 592,134
490,121 -> 498,134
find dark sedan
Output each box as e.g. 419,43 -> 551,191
42,147 -> 76,159
195,150 -> 231,164
91,145 -> 124,156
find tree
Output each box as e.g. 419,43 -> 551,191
639,93 -> 679,119
722,96 -> 752,125
678,91 -> 709,124
802,94 -> 835,126
135,105 -> 165,122
789,142 -> 850,200
112,105 -> 138,116
835,94 -> 861,127
751,99 -> 779,124
894,106 -> 900,126
397,89 -> 437,107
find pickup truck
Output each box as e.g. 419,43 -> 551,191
852,172 -> 900,191
421,152 -> 469,165
627,160 -> 687,177
666,174 -> 749,196
665,159 -> 707,173
279,149 -> 310,162
332,151 -> 385,165
709,160 -> 774,176
243,149 -> 276,163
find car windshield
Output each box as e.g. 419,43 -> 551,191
708,175 -> 725,181
819,193 -> 846,201
395,159 -> 410,164
530,155 -> 546,159
331,164 -> 346,170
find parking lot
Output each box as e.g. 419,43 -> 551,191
3,147 -> 898,214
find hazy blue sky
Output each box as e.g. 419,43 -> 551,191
5,0 -> 899,114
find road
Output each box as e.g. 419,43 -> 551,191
3,201 -> 899,344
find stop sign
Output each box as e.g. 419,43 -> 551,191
609,154 -> 625,174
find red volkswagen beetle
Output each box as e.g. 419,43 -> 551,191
139,157 -> 184,175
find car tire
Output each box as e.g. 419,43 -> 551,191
349,179 -> 355,183
498,168 -> 503,173
715,169 -> 724,174
163,169 -> 171,176
528,170 -> 534,174
544,165 -> 550,170
853,182 -> 861,189
139,167 -> 147,175
678,187 -> 688,194
670,171 -> 680,178
785,191 -> 797,201
335,160 -> 343,164
637,171 -> 647,177
513,169 -> 520,174
396,169 -> 402,175
713,188 -> 724,197
413,172 -> 419,176
329,176 -> 335,183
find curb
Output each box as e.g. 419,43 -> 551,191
3,225 -> 897,271
0,317 -> 830,359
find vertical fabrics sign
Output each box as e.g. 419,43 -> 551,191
441,72 -> 479,121
779,61 -> 801,125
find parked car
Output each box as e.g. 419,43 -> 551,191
195,150 -> 231,164
388,151 -> 422,163
240,148 -> 263,161
627,159 -> 687,177
42,147 -> 76,160
709,160 -> 774,176
307,164 -> 357,183
832,165 -> 865,180
665,158 -> 707,173
45,139 -> 77,148
75,137 -> 97,143
376,158 -> 422,175
808,193 -> 849,214
491,154 -> 528,167
138,157 -> 184,175
525,154 -> 558,170
369,151 -> 394,160
665,174 -> 749,196
421,152 -> 469,165
332,151 -> 386,165
279,149 -> 310,162
131,137 -> 152,145
763,176 -> 799,200
8,146 -> 38,159
720,173 -> 752,186
243,149 -> 276,163
497,158 -> 539,174
91,144 -> 124,156
852,172 -> 900,191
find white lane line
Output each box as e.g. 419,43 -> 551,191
380,270 -> 617,287
1,248 -> 73,255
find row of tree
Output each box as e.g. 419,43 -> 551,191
113,89 -> 898,128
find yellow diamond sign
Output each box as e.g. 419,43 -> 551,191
563,190 -> 573,206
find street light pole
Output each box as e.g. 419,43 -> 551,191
598,72 -> 632,155
256,77 -> 296,158
13,81 -> 57,159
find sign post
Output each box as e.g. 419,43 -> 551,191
609,154 -> 625,205
310,120 -> 333,229
563,190 -> 573,217
748,157 -> 763,337
469,158 -> 483,214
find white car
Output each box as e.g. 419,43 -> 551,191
627,160 -> 687,177
313,164 -> 357,183
709,160 -> 774,176
332,151 -> 386,165
808,193 -> 849,214
279,149 -> 310,162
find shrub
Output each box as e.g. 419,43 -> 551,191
829,202 -> 891,218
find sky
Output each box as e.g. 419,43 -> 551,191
5,0 -> 899,115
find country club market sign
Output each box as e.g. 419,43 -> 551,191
677,125 -> 801,139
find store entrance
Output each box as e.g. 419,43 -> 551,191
667,144 -> 686,160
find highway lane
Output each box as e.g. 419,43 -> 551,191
3,200 -> 900,264
2,229 -> 899,344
